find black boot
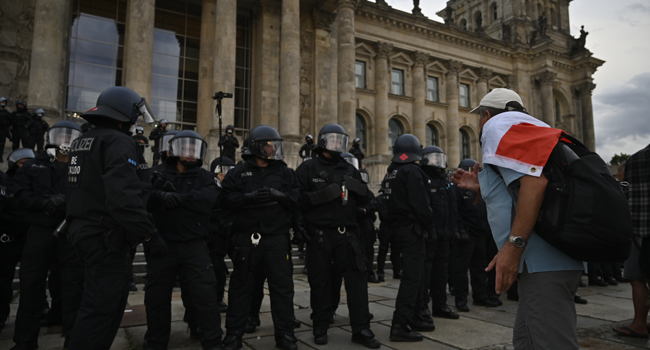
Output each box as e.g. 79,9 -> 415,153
389,324 -> 423,342
367,271 -> 380,284
376,271 -> 385,282
217,300 -> 228,313
293,317 -> 301,328
409,319 -> 435,332
351,328 -> 381,349
418,307 -> 433,324
455,297 -> 470,312
313,326 -> 328,345
431,305 -> 459,319
244,315 -> 260,333
275,334 -> 298,350
222,334 -> 242,350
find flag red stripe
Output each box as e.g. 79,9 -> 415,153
495,123 -> 563,166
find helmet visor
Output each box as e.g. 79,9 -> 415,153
360,172 -> 369,183
320,133 -> 348,153
252,140 -> 284,160
423,152 -> 447,168
343,156 -> 359,170
215,165 -> 236,175
161,133 -> 176,153
47,127 -> 82,153
137,98 -> 155,124
169,137 -> 207,160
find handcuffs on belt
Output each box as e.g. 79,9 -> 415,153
251,232 -> 261,247
1,233 -> 14,243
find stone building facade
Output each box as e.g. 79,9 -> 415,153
0,0 -> 602,177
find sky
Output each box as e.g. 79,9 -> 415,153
384,0 -> 650,164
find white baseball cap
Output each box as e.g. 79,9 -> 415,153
469,88 -> 524,114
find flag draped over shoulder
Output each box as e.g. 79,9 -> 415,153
480,111 -> 564,177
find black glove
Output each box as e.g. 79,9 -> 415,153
458,228 -> 469,244
356,207 -> 367,216
145,234 -> 167,259
160,192 -> 182,210
426,227 -> 437,244
244,188 -> 271,205
268,188 -> 289,205
163,181 -> 178,192
44,194 -> 65,217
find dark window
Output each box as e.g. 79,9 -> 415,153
492,3 -> 498,20
460,83 -> 470,108
388,118 -> 404,155
355,114 -> 366,151
426,124 -> 439,147
460,19 -> 467,30
460,129 -> 470,159
391,69 -> 404,95
427,76 -> 439,102
234,12 -> 253,140
355,61 -> 366,89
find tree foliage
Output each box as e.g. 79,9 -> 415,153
610,153 -> 630,166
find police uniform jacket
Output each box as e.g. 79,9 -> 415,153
422,168 -> 457,239
454,184 -> 489,236
382,162 -> 434,233
0,169 -> 30,238
0,109 -> 10,135
28,117 -> 49,136
149,164 -> 219,242
299,143 -> 314,159
296,154 -> 371,228
149,126 -> 166,151
222,158 -> 300,235
356,190 -> 377,222
10,110 -> 32,130
66,124 -> 156,245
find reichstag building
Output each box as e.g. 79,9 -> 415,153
0,0 -> 602,177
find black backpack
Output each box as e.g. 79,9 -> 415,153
494,133 -> 632,263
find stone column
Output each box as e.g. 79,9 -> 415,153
412,51 -> 429,145
337,0 -> 357,136
313,10 -> 337,132
374,42 -> 392,157
279,0 -> 301,152
252,0 -> 281,129
210,0 -> 237,146
446,60 -> 463,169
27,0 -> 71,117
578,81 -> 596,151
197,0 -> 216,138
477,68 -> 492,102
538,70 -> 556,127
123,0 -> 155,100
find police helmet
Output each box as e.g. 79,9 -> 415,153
226,125 -> 234,134
15,100 -> 27,110
353,138 -> 361,145
210,156 -> 236,175
305,134 -> 313,142
7,148 -> 35,171
135,126 -> 144,134
81,86 -> 155,125
341,152 -> 359,170
159,119 -> 168,127
317,123 -> 348,154
0,97 -> 7,107
421,146 -> 446,169
46,121 -> 83,155
391,134 -> 422,163
458,158 -> 478,172
34,108 -> 45,118
169,130 -> 208,166
248,125 -> 284,160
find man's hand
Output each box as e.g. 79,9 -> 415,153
452,163 -> 480,192
486,242 -> 524,294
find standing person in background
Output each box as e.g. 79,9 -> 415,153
132,126 -> 149,159
10,100 -> 31,150
149,119 -> 168,166
299,135 -> 315,160
0,97 -> 11,162
349,138 -> 365,165
28,109 -> 49,152
218,125 -> 239,163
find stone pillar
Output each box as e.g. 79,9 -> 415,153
538,70 -> 556,127
27,0 -> 71,117
578,81 -> 596,151
446,60 -> 463,169
337,0 -> 357,136
313,10 -> 337,132
477,68 -> 492,102
374,42 -> 392,157
123,0 -> 155,100
412,51 -> 429,145
197,0 -> 216,138
210,0 -> 237,146
252,0 -> 281,129
279,0 -> 301,152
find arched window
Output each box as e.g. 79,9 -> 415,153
355,114 -> 367,151
555,98 -> 561,122
426,124 -> 439,147
492,3 -> 498,21
388,118 -> 404,155
460,129 -> 470,160
460,18 -> 467,30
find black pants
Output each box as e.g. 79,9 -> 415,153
391,226 -> 425,325
0,237 -> 23,326
227,233 -> 294,339
247,267 -> 267,322
452,234 -> 488,301
306,227 -> 371,333
28,136 -> 44,151
11,129 -> 28,150
358,218 -> 376,275
376,223 -> 402,274
68,235 -> 130,350
145,239 -> 222,349
152,147 -> 160,166
416,237 -> 435,315
429,238 -> 450,309
13,225 -> 67,346
0,131 -> 8,161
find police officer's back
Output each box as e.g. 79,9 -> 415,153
10,100 -> 31,150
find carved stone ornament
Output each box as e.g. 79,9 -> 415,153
478,68 -> 493,82
574,81 -> 596,96
538,70 -> 557,85
412,51 -> 429,67
375,42 -> 393,60
313,9 -> 336,31
337,0 -> 358,10
447,60 -> 463,74
255,0 -> 282,17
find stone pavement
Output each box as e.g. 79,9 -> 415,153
1,273 -> 649,350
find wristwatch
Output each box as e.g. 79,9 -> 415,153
508,235 -> 527,248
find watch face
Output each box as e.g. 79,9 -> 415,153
510,236 -> 526,248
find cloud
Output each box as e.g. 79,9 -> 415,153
628,3 -> 650,13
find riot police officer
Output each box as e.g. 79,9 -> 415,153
374,188 -> 402,282
218,125 -> 239,162
382,134 -> 436,342
349,138 -> 365,164
296,123 -> 380,349
0,97 -> 11,162
10,100 -> 31,150
133,126 -> 150,158
11,121 -> 84,350
144,130 -> 223,350
65,86 -> 166,350
28,109 -> 49,151
149,119 -> 168,165
299,134 -> 314,160
221,125 -> 300,350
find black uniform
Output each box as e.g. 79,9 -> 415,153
12,151 -> 84,347
350,144 -> 365,164
218,129 -> 239,163
149,125 -> 167,165
144,164 -> 222,349
27,116 -> 49,151
66,124 -> 157,350
222,158 -> 300,343
0,108 -> 11,161
382,162 -> 434,327
133,134 -> 149,158
299,142 -> 314,160
296,155 -> 373,335
357,191 -> 377,279
10,107 -> 32,150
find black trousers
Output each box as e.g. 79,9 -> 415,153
27,136 -> 44,152
226,233 -> 294,339
11,129 -> 29,150
358,218 -> 376,275
145,239 -> 222,349
452,234 -> 488,301
391,226 -> 425,325
57,238 -> 84,337
306,227 -> 371,333
12,225 -> 70,346
0,131 -> 8,161
0,238 -> 23,325
416,237 -> 435,314
376,223 -> 402,274
68,235 -> 130,350
429,238 -> 450,309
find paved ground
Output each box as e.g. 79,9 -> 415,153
1,272 -> 649,350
